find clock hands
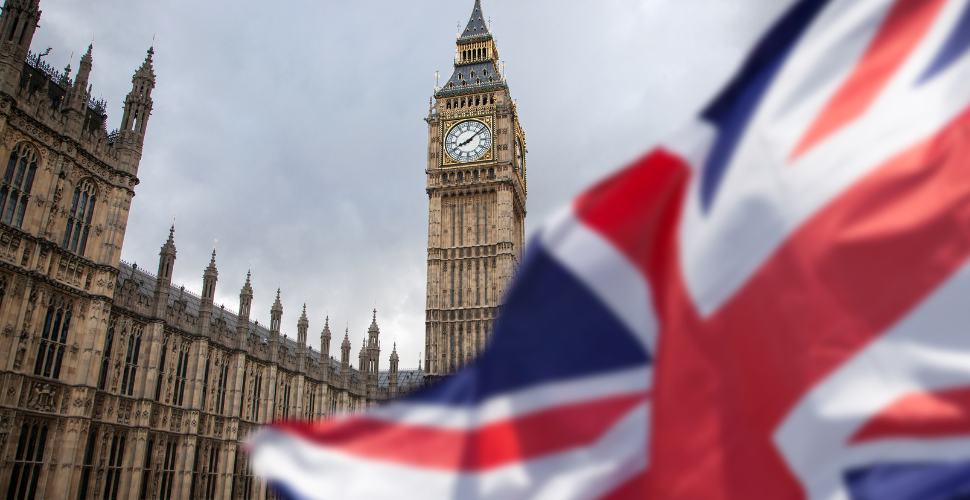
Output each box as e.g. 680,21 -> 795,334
458,132 -> 479,148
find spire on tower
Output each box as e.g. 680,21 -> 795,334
135,46 -> 156,83
459,0 -> 490,40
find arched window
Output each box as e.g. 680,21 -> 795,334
6,422 -> 48,500
34,297 -> 71,379
0,144 -> 38,228
62,179 -> 97,255
98,319 -> 116,390
119,325 -> 143,396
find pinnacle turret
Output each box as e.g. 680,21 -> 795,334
135,46 -> 155,83
320,315 -> 332,359
272,287 -> 283,313
390,342 -> 399,362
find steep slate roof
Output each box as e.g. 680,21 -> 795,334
117,261 -> 272,344
116,262 -> 379,369
377,369 -> 425,390
435,1 -> 506,98
459,0 -> 490,40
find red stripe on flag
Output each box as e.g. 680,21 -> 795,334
791,0 -> 948,160
578,97 -> 970,499
274,393 -> 646,471
852,386 -> 970,443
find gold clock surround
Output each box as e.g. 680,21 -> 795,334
441,116 -> 493,167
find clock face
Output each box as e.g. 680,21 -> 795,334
445,120 -> 492,162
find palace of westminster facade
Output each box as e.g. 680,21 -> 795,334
0,0 -> 526,499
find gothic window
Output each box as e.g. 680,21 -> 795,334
154,339 -> 168,402
77,425 -> 99,500
33,298 -> 71,379
450,263 -> 455,307
475,203 -> 480,244
441,173 -> 447,183
476,323 -> 481,353
7,421 -> 49,500
305,384 -> 317,419
459,261 -> 464,306
214,362 -> 229,415
470,70 -> 475,78
474,170 -> 479,180
120,325 -> 143,396
201,357 -> 211,412
458,324 -> 465,369
6,14 -> 20,41
484,262 -> 488,305
488,168 -> 495,179
173,345 -> 190,406
460,204 -> 464,245
62,179 -> 97,256
284,379 -> 291,418
139,439 -> 154,500
103,432 -> 126,500
449,325 -> 456,372
250,367 -> 263,422
476,261 -> 481,305
451,203 -> 456,246
233,449 -> 255,500
158,441 -> 177,500
0,144 -> 38,229
98,319 -> 116,390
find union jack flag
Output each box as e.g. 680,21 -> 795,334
250,0 -> 970,498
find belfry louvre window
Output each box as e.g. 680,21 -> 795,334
0,144 -> 38,228
7,422 -> 49,500
62,179 -> 97,255
34,298 -> 71,379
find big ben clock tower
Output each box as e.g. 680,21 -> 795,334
424,0 -> 527,379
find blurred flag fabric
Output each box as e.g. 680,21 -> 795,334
251,0 -> 970,498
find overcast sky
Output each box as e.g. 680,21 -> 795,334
29,0 -> 794,369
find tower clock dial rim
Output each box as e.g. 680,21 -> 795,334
444,119 -> 492,163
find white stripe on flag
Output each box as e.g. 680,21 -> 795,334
252,401 -> 649,500
366,366 -> 650,429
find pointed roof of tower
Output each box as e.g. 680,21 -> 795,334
298,303 -> 309,327
134,46 -> 155,83
241,269 -> 253,295
459,0 -> 491,41
160,224 -> 176,254
321,315 -> 331,337
342,327 -> 351,348
205,248 -> 218,275
390,342 -> 399,361
436,1 -> 506,98
272,287 -> 283,313
368,308 -> 380,334
79,44 -> 93,68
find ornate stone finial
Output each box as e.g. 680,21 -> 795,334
135,46 -> 156,82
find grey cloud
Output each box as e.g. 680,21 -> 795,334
29,0 -> 794,368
